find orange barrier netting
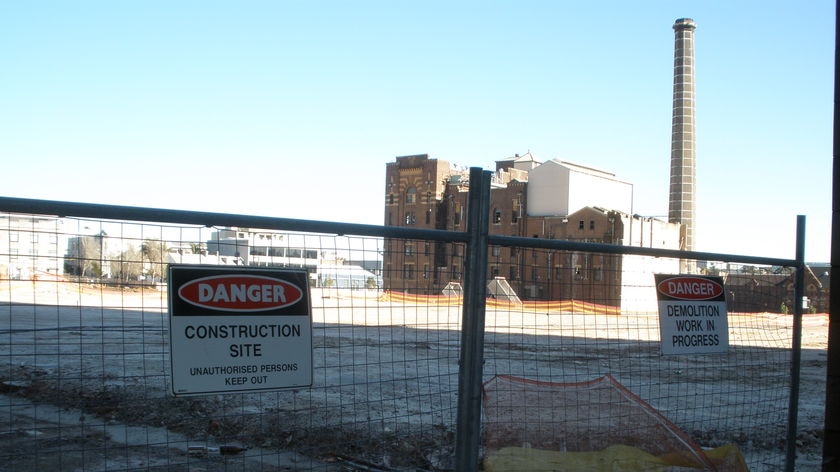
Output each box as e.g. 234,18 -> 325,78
378,291 -> 463,306
379,291 -> 620,315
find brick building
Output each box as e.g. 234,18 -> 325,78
383,154 -> 681,309
723,265 -> 830,314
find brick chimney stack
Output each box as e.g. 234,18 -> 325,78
669,18 -> 697,260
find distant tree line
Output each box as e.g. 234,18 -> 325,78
65,237 -> 170,284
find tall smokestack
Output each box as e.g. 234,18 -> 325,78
669,18 -> 697,267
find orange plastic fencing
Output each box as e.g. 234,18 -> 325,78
379,291 -> 620,315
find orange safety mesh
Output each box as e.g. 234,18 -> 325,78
482,374 -> 718,470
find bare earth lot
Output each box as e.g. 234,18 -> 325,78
0,282 -> 828,471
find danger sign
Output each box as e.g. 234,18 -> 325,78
654,274 -> 729,355
168,265 -> 313,396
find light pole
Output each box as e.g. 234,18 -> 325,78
98,230 -> 107,280
628,182 -> 634,246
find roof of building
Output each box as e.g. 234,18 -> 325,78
497,151 -> 537,163
550,159 -> 616,178
723,273 -> 787,287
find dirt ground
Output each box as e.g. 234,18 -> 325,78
0,282 -> 830,471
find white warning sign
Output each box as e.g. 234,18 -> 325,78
654,274 -> 729,355
168,265 -> 313,396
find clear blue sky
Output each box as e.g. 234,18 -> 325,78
1,1 -> 834,262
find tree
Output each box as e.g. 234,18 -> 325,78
366,276 -> 378,289
111,246 -> 144,284
141,240 -> 168,282
64,235 -> 103,278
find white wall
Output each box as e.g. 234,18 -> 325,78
527,160 -> 632,217
527,160 -> 571,216
622,215 -> 682,249
619,254 -> 681,314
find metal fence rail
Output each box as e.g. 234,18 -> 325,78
0,186 -> 813,471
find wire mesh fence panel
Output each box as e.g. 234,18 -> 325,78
479,250 -> 822,471
1,214 -> 460,471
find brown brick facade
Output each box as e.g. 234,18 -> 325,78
383,154 -> 623,303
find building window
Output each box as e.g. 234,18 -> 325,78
454,206 -> 462,226
404,244 -> 414,256
578,220 -> 585,230
589,220 -> 595,230
555,265 -> 563,279
531,268 -> 538,282
406,187 -> 417,204
493,208 -> 502,224
424,242 -> 431,256
425,209 -> 432,225
405,212 -> 416,225
452,265 -> 461,279
509,266 -> 517,281
423,264 -> 429,279
389,194 -> 394,204
403,264 -> 414,279
492,246 -> 501,257
593,267 -> 603,281
574,266 -> 584,280
491,266 -> 499,277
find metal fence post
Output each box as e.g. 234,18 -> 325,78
785,214 -> 806,472
454,167 -> 492,471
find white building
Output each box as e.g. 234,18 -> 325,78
0,214 -> 66,280
316,264 -> 382,290
527,160 -> 634,217
202,228 -> 382,289
206,228 -> 321,271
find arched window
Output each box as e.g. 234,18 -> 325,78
406,187 -> 417,204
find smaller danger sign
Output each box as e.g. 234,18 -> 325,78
654,274 -> 729,355
168,265 -> 313,396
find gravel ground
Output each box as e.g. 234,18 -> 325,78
0,282 -> 829,471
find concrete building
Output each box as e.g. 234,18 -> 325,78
206,228 -> 320,271
0,214 -> 66,280
204,227 -> 381,288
